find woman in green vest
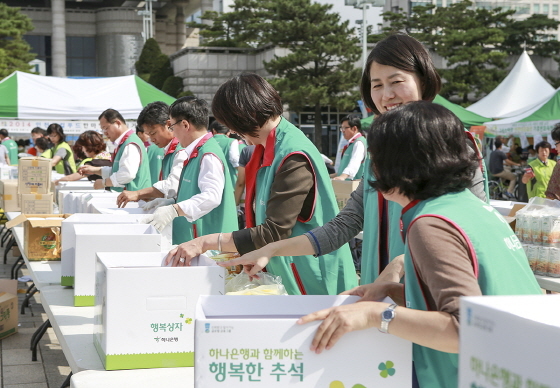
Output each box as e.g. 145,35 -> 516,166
522,140 -> 556,199
54,130 -> 111,185
46,123 -> 77,175
297,102 -> 541,388
165,73 -> 357,296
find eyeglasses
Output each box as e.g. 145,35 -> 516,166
339,126 -> 351,132
168,120 -> 182,131
555,141 -> 560,146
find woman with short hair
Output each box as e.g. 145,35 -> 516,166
523,140 -> 556,199
46,124 -> 77,175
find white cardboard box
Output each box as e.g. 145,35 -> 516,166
60,214 -> 147,286
73,223 -> 162,306
459,295 -> 560,388
195,295 -> 412,387
57,189 -> 99,211
94,252 -> 225,370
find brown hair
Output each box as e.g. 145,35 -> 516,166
75,130 -> 106,155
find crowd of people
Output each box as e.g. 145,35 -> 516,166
0,33 -> 548,388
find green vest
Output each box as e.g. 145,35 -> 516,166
52,141 -> 77,175
3,139 -> 18,165
40,149 -> 53,159
527,158 -> 556,199
78,157 -> 92,168
213,134 -> 238,187
401,190 -> 541,388
337,134 -> 366,180
172,134 -> 237,244
161,138 -> 183,181
360,132 -> 490,285
247,118 -> 358,295
111,131 -> 151,192
147,144 -> 164,185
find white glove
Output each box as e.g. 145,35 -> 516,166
143,205 -> 178,232
141,197 -> 175,211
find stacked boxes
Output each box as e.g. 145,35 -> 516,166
0,180 -> 20,212
331,180 -> 361,210
18,157 -> 53,214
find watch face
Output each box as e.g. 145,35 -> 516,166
382,310 -> 394,320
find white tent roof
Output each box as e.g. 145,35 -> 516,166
466,51 -> 554,119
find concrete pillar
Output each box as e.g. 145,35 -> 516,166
176,5 -> 186,51
51,0 -> 67,77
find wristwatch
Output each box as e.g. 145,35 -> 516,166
379,303 -> 398,334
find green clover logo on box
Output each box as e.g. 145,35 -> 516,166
378,361 -> 396,378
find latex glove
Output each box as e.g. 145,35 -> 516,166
141,197 -> 175,211
143,205 -> 178,232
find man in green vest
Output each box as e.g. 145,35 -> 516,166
333,114 -> 366,181
143,96 -> 237,244
0,129 -> 19,165
78,109 -> 151,192
116,101 -> 186,208
209,120 -> 239,188
136,124 -> 164,185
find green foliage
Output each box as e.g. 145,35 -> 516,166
148,54 -> 173,90
0,4 -> 35,79
177,90 -> 194,98
501,14 -> 560,57
135,38 -> 162,75
161,76 -> 184,98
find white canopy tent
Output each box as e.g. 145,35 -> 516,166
0,72 -> 175,135
466,51 -> 554,119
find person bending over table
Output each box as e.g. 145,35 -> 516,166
223,101 -> 541,388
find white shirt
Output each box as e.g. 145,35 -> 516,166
176,135 -> 225,223
0,144 -> 9,165
101,130 -> 142,188
228,140 -> 240,168
152,140 -> 188,199
341,133 -> 366,179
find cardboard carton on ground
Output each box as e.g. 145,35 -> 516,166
0,279 -> 18,340
0,179 -> 20,212
6,214 -> 71,260
331,179 -> 361,211
195,295 -> 412,387
73,223 -> 162,306
20,193 -> 54,214
94,252 -> 225,370
459,295 -> 560,388
60,213 -> 148,286
18,157 -> 51,194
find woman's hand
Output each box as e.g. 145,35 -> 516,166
78,165 -> 101,176
341,281 -> 403,304
217,245 -> 275,279
165,238 -> 205,267
297,301 -> 385,354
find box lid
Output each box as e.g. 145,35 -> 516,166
6,214 -> 69,229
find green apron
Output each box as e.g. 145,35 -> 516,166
110,131 -> 151,192
360,132 -> 490,284
172,133 -> 237,244
2,139 -> 18,165
52,141 -> 77,175
401,190 -> 541,388
40,149 -> 53,159
245,118 -> 358,295
160,138 -> 182,181
337,134 -> 366,180
212,134 -> 238,187
526,158 -> 556,198
146,144 -> 164,185
78,157 -> 92,168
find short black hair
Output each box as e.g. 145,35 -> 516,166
551,123 -> 560,142
99,108 -> 126,126
495,139 -> 503,149
0,129 -> 8,138
360,33 -> 441,115
137,101 -> 170,128
209,120 -> 230,134
169,96 -> 209,130
341,114 -> 362,132
31,127 -> 46,136
212,73 -> 283,138
46,123 -> 66,142
35,137 -> 52,151
535,141 -> 552,152
368,101 -> 478,200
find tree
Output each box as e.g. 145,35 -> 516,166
135,38 -> 162,81
195,0 -> 361,151
501,14 -> 560,57
0,4 -> 35,80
